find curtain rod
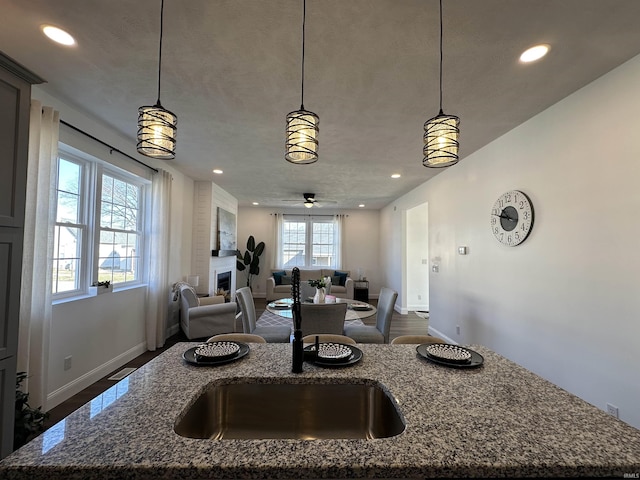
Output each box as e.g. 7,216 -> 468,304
271,213 -> 348,217
60,119 -> 159,173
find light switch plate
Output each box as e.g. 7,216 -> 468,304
458,246 -> 468,255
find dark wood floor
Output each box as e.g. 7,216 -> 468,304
44,297 -> 428,430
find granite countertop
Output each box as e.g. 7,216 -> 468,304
1,342 -> 639,479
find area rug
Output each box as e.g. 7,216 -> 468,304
256,310 -> 365,332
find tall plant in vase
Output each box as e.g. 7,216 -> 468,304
236,235 -> 265,290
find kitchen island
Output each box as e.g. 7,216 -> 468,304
1,342 -> 639,479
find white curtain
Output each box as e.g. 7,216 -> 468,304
145,169 -> 172,350
18,101 -> 59,410
272,213 -> 284,268
333,214 -> 346,268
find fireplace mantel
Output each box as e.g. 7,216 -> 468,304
211,250 -> 236,257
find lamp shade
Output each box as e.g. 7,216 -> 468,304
285,108 -> 319,164
137,103 -> 178,160
186,275 -> 200,287
423,111 -> 460,168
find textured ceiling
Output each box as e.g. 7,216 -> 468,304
2,0 -> 640,209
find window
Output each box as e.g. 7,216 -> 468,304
98,174 -> 142,284
281,216 -> 340,268
53,157 -> 86,295
52,146 -> 148,298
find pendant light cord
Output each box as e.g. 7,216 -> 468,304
300,0 -> 307,109
156,0 -> 165,106
438,0 -> 444,114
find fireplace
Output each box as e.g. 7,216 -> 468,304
216,271 -> 231,301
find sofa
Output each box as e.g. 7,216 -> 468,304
266,268 -> 353,301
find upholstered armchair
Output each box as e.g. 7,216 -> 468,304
179,284 -> 236,340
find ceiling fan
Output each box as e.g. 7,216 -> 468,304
282,193 -> 337,208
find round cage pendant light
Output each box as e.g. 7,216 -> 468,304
286,0 -> 319,164
423,0 -> 459,168
137,0 -> 177,160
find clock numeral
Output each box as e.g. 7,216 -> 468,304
521,223 -> 527,232
491,217 -> 496,225
515,232 -> 520,241
523,211 -> 529,219
494,227 -> 499,234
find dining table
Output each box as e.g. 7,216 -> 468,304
265,297 -> 377,321
258,297 -> 375,335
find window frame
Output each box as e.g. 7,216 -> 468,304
52,144 -> 149,302
52,151 -> 92,300
94,166 -> 146,288
280,215 -> 340,269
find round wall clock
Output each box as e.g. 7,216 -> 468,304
490,190 -> 534,246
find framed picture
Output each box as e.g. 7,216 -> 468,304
217,208 -> 236,251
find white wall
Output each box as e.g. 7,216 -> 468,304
381,54 -> 640,428
237,207 -> 381,298
406,202 -> 429,312
33,86 -> 194,409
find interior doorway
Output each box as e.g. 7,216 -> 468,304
405,202 -> 429,313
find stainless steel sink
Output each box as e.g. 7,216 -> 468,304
174,379 -> 405,440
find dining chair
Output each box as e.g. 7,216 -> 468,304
390,334 -> 445,345
343,287 -> 398,343
207,333 -> 267,344
235,287 -> 291,343
299,302 -> 348,337
302,334 -> 356,345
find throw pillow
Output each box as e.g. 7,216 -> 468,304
281,275 -> 292,285
334,271 -> 348,286
331,275 -> 341,286
272,270 -> 286,286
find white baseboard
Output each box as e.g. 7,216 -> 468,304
407,304 -> 429,312
47,341 -> 147,410
428,326 -> 458,345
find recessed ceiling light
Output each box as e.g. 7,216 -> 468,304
212,169 -> 223,174
358,204 -> 365,208
41,25 -> 76,46
391,173 -> 401,179
519,44 -> 550,63
252,202 -> 259,206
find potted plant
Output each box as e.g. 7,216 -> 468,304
89,280 -> 112,295
14,372 -> 48,450
236,235 -> 265,290
308,278 -> 327,304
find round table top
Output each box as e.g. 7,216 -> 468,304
267,297 -> 377,320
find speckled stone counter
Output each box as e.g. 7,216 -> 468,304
1,343 -> 639,479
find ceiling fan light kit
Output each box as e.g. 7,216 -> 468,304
137,0 -> 177,160
423,0 -> 460,168
285,0 -> 319,164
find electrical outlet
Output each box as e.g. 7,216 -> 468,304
606,403 -> 619,419
64,356 -> 72,371
456,325 -> 461,335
